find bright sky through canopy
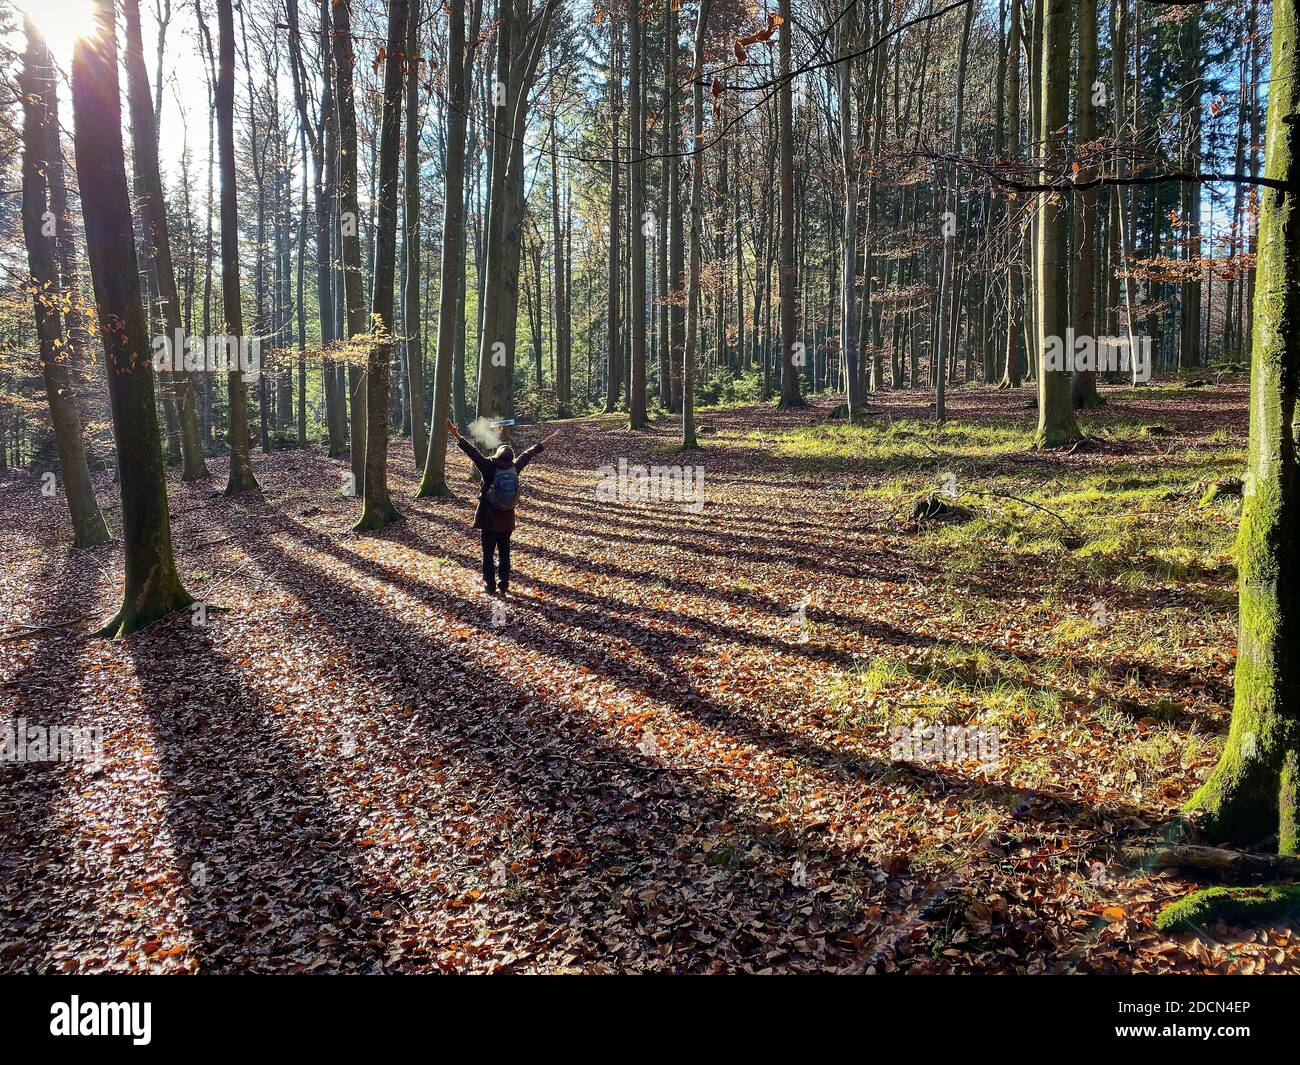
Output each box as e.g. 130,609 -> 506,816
14,0 -> 99,67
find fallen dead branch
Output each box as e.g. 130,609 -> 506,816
1118,844 -> 1300,879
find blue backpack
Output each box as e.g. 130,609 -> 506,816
488,466 -> 520,510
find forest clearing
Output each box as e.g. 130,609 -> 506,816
2,382 -> 1287,975
1,0 -> 1298,1009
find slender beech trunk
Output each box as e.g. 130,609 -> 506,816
838,6 -> 863,422
681,0 -> 711,448
333,0 -> 367,494
933,1 -> 974,423
404,0 -> 428,468
1072,0 -> 1101,407
1033,0 -> 1081,447
777,0 -> 803,407
658,12 -> 672,410
20,22 -> 110,548
628,0 -> 648,428
123,0 -> 209,481
604,19 -> 622,414
216,0 -> 259,492
550,111 -> 571,418
1178,12 -> 1204,372
419,0 -> 471,496
355,0 -> 410,531
73,0 -> 192,635
667,0 -> 685,412
475,0 -> 560,425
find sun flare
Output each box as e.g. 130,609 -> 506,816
16,0 -> 101,69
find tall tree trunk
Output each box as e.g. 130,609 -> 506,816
604,19 -> 622,415
838,5 -> 863,423
776,0 -> 803,408
667,0 -> 685,413
20,22 -> 110,549
356,0 -> 410,531
933,0 -> 975,423
320,0 -> 345,457
43,72 -> 93,393
73,0 -> 193,635
197,6 -> 217,450
297,146 -> 308,447
999,0 -> 1024,388
1072,0 -> 1101,407
628,0 -> 648,429
475,0 -> 560,425
216,0 -> 259,493
1178,11 -> 1204,372
123,0 -> 210,481
289,0 -> 339,455
550,112 -> 571,418
333,0 -> 367,494
682,0 -> 711,448
404,0 -> 428,468
1033,0 -> 1081,447
1188,0 -> 1300,853
658,11 -> 672,410
419,0 -> 472,496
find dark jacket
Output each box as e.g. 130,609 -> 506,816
456,436 -> 544,533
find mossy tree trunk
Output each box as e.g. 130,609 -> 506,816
72,0 -> 192,636
1188,0 -> 1300,854
20,22 -> 110,549
1033,0 -> 1081,448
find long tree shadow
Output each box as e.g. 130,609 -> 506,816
121,619 -> 398,973
403,500 -> 964,632
213,516 -> 924,971
400,514 -> 1227,732
0,549 -> 114,973
266,510 -> 1153,838
404,480 -> 1229,737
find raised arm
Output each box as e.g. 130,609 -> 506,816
515,429 -> 560,473
446,419 -> 493,480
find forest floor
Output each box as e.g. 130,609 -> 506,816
4,374 -> 1296,973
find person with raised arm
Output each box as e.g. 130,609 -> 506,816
445,419 -> 559,596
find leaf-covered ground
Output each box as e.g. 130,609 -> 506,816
3,380 -> 1296,973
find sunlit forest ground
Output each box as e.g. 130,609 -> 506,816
4,375 -> 1293,973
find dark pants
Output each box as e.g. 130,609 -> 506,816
481,529 -> 512,591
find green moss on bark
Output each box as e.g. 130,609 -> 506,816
1155,884 -> 1300,932
1186,0 -> 1300,855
